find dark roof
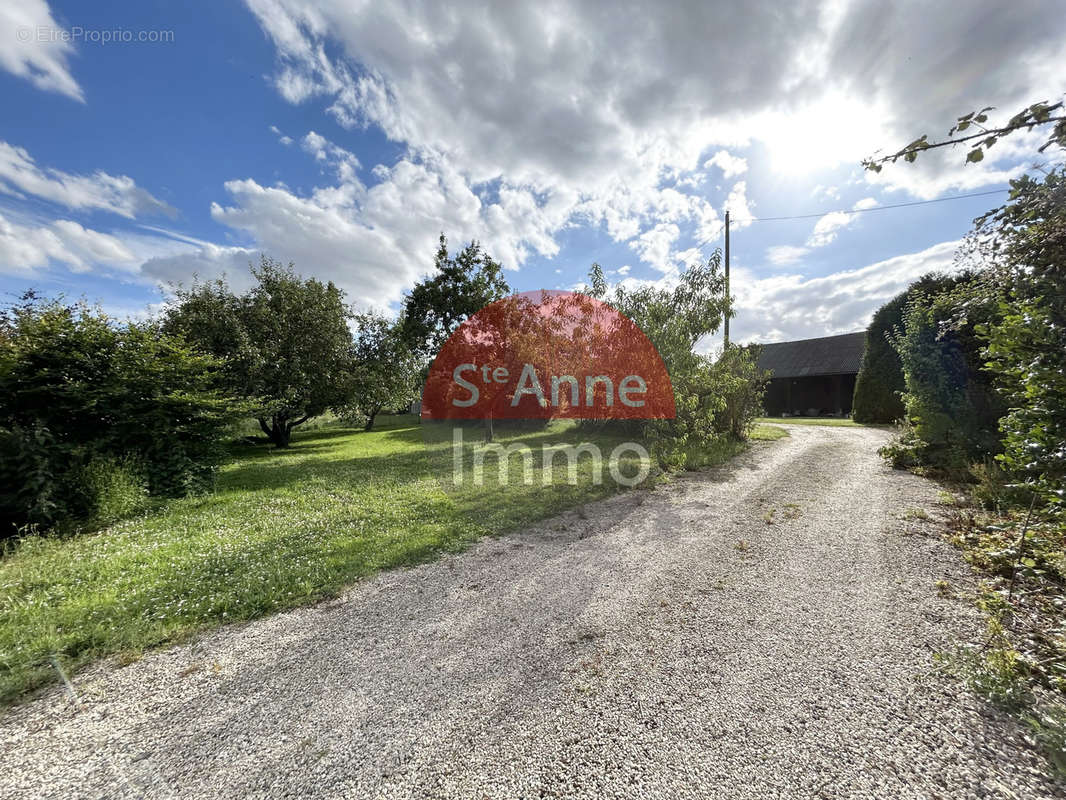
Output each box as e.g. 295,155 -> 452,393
756,331 -> 866,378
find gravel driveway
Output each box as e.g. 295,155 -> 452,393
2,424 -> 1063,799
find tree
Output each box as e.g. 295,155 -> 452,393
865,99 -> 1066,503
864,100 -> 1066,171
348,313 -> 419,431
401,233 -> 510,359
583,252 -> 765,466
164,256 -> 353,448
853,273 -> 971,424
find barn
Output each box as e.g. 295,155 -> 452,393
756,331 -> 866,417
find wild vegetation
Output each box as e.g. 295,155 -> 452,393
868,103 -> 1066,773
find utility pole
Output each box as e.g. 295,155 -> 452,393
724,209 -> 730,348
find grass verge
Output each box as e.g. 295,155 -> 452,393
755,416 -> 885,428
0,414 -> 751,705
750,423 -> 790,441
937,500 -> 1066,777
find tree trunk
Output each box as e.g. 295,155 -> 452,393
272,414 -> 292,448
365,410 -> 378,432
259,412 -> 311,448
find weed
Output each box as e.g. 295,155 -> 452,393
936,490 -> 958,506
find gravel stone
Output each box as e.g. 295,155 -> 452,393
1,424 -> 1063,799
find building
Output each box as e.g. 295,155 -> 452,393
756,331 -> 866,417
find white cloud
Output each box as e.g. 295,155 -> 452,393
806,210 -> 855,247
725,181 -> 753,227
0,0 -> 83,101
729,239 -> 963,344
216,0 -> 1066,310
852,197 -> 878,210
0,141 -> 174,218
629,222 -> 680,274
766,245 -> 810,265
0,212 -> 139,274
703,150 -> 748,179
811,184 -> 840,201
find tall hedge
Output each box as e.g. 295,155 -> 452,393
852,273 -> 976,423
852,292 -> 907,423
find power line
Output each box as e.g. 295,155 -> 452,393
750,187 -> 1010,222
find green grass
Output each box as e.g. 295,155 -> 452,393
755,416 -> 885,428
750,423 -> 790,441
0,414 -> 750,704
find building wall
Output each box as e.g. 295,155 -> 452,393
763,373 -> 858,416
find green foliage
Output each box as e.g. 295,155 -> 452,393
976,170 -> 1066,510
347,312 -> 420,430
711,344 -> 769,440
71,456 -> 149,526
0,295 -> 243,531
854,272 -> 981,424
582,252 -> 766,466
852,291 -> 907,423
164,256 -> 353,447
880,273 -> 1005,474
401,233 -> 510,359
864,99 -> 1066,172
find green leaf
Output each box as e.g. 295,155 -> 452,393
966,148 -> 984,163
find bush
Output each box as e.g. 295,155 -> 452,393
580,253 -> 766,468
882,273 -> 1005,475
978,170 -> 1066,511
712,345 -> 769,440
0,295 -> 245,532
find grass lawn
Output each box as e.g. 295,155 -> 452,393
755,416 -> 888,428
0,414 -> 770,704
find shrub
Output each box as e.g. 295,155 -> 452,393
883,273 -> 1005,475
977,170 -> 1066,511
579,253 -> 768,468
0,295 -> 244,532
711,344 -> 769,440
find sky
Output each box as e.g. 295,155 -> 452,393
1,0 -> 1064,348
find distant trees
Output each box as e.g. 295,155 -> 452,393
347,313 -> 419,431
401,234 -> 510,359
164,257 -> 354,448
0,295 -> 244,531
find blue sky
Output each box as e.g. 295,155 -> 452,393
1,0 -> 1063,346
